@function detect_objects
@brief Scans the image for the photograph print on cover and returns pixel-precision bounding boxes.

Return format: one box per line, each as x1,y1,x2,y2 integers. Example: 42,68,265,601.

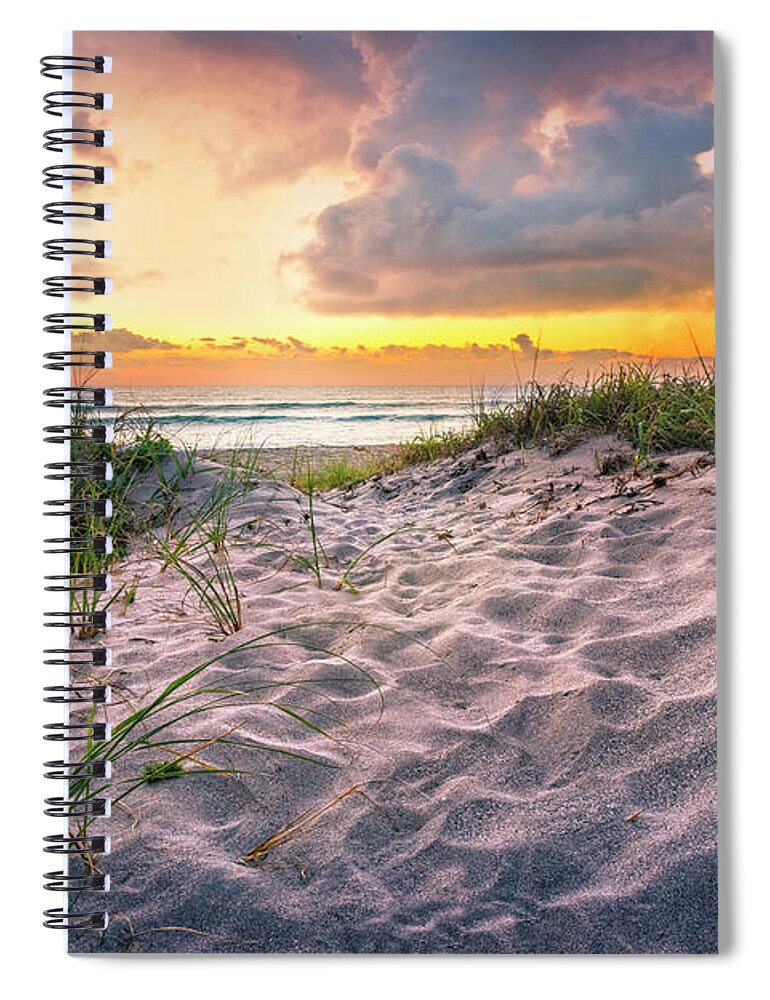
65,30,716,953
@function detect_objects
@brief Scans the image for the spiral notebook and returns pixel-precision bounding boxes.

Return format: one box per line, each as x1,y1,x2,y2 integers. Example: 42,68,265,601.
42,30,717,954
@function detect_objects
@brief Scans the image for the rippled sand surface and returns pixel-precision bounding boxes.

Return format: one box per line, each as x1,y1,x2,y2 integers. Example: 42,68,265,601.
70,437,717,953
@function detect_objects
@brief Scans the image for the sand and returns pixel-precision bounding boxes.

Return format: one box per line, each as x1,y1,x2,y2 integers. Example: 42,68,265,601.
69,436,717,953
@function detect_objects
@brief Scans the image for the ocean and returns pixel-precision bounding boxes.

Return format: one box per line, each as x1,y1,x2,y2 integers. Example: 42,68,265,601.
109,385,503,449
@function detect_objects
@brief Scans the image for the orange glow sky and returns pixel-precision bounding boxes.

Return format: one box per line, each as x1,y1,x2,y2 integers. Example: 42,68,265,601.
72,31,714,386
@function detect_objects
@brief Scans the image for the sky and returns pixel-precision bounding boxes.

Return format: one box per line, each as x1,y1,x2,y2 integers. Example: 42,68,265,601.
72,31,714,386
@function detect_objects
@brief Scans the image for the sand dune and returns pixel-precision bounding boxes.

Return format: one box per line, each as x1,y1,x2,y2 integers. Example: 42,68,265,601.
70,436,717,953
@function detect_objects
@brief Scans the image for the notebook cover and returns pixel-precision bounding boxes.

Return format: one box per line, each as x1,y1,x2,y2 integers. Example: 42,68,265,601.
62,30,716,954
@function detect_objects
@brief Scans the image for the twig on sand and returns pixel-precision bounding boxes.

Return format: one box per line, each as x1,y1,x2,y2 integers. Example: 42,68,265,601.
240,782,374,864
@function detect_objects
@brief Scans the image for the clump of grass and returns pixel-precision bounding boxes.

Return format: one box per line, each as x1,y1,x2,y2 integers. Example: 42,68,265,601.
493,364,714,457
221,443,265,489
68,404,178,566
292,466,327,588
288,432,465,495
121,581,138,611
114,413,174,473
282,365,714,499
390,363,715,470
149,452,279,633
95,410,175,551
335,527,408,594
391,426,469,466
292,458,380,493
63,402,178,637
69,418,270,637
153,505,243,635
70,582,126,639
141,759,186,784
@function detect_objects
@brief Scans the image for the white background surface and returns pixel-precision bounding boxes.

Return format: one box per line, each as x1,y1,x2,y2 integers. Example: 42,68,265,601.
0,1,766,995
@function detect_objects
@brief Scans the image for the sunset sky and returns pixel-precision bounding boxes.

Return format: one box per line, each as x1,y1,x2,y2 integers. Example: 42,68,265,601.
72,31,714,386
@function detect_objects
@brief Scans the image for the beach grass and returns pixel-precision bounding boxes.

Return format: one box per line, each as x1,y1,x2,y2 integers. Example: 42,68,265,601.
152,473,249,635
65,407,181,634
291,364,715,492
154,528,243,635
291,458,381,493
69,407,180,562
335,526,408,594
409,364,714,462
67,623,384,849
291,466,328,588
67,404,270,636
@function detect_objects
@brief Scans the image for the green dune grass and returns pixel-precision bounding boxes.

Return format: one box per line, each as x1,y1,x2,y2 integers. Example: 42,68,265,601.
297,364,715,492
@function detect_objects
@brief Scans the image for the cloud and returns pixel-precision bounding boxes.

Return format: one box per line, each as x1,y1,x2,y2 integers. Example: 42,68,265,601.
542,91,713,220
348,32,712,187
250,336,291,353
286,129,713,315
179,32,710,194
270,31,713,316
172,31,373,189
74,328,181,352
336,337,642,366
512,333,541,355
286,336,317,355
192,335,256,352
111,333,707,388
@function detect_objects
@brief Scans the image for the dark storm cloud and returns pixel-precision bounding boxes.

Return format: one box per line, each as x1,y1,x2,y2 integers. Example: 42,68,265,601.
178,31,713,317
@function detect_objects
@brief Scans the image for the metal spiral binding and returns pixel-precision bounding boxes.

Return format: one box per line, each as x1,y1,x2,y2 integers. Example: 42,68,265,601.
44,92,113,117
43,463,113,483
43,164,112,189
44,833,109,854
41,55,111,80
43,239,111,259
43,351,112,371
44,275,112,297
44,647,110,667
42,53,112,932
43,422,113,445
43,128,112,152
43,385,111,407
43,498,113,518
44,201,112,224
44,312,112,335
